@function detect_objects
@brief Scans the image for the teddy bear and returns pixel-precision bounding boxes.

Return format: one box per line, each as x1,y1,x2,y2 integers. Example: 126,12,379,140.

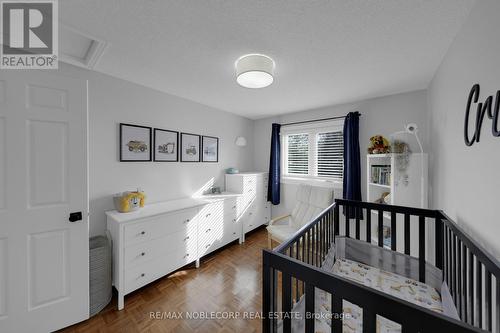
368,135,390,154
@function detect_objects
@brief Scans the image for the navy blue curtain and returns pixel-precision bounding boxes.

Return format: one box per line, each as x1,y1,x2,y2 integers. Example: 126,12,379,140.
343,112,362,218
267,123,281,205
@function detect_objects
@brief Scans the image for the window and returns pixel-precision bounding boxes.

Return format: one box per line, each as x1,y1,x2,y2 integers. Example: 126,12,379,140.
282,120,344,182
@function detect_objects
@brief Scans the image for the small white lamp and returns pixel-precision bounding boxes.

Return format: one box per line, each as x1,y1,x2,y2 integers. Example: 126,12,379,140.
235,136,247,147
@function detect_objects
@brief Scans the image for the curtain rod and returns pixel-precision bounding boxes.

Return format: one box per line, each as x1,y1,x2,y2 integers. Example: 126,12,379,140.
280,113,361,127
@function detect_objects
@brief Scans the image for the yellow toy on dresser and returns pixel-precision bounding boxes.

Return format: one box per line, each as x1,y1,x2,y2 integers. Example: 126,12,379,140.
113,189,146,213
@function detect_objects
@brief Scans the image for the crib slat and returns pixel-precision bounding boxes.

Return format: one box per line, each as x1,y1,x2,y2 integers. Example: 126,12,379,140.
355,206,360,240
485,269,492,331
282,272,292,333
447,228,453,296
366,208,371,243
315,224,319,267
496,277,499,333
363,309,376,333
477,261,482,328
334,204,339,236
435,218,443,269
419,216,425,283
462,244,467,322
469,252,475,325
332,294,342,333
319,221,323,263
453,234,457,306
404,214,411,255
346,213,350,238
457,239,462,318
305,284,315,333
295,242,299,301
378,210,383,247
326,212,330,248
391,212,397,251
444,226,448,284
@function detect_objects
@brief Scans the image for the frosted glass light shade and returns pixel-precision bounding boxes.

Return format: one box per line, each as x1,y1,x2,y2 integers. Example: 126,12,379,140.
236,54,275,88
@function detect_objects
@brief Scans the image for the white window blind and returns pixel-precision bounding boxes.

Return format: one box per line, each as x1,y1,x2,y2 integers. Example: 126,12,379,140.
317,131,343,179
286,133,309,175
282,119,344,182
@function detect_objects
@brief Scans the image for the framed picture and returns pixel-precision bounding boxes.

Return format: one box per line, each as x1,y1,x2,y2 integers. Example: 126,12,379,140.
180,132,201,162
120,123,152,162
154,129,178,162
202,136,219,162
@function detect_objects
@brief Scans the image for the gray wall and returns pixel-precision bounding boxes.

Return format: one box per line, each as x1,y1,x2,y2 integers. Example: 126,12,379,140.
57,63,254,236
428,0,500,257
253,90,429,217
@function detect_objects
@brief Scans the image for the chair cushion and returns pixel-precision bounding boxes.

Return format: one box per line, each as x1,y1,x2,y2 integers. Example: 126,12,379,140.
266,225,299,243
290,184,334,229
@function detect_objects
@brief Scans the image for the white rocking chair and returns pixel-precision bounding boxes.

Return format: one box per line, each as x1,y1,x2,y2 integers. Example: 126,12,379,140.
266,184,334,249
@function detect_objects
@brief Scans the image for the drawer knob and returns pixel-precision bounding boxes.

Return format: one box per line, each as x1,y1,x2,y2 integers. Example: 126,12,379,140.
184,236,190,241
206,213,211,217
232,205,236,209
233,232,236,235
249,224,253,227
140,231,145,235
184,254,190,258
249,212,253,215
141,252,145,256
232,219,236,222
140,273,145,277
206,228,211,233
183,219,190,224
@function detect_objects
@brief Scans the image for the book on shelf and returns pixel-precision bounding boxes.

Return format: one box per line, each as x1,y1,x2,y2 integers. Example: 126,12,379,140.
370,165,391,186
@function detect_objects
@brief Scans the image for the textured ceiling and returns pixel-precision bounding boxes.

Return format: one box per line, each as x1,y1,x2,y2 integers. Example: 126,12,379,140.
60,0,476,119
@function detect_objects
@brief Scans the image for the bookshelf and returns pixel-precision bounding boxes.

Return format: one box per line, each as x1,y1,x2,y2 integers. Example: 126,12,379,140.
366,153,428,252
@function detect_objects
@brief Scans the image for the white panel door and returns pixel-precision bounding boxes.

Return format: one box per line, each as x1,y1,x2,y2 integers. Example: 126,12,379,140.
0,71,88,333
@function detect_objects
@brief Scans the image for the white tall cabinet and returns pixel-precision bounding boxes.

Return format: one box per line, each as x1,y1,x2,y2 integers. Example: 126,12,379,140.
225,172,271,240
366,153,428,255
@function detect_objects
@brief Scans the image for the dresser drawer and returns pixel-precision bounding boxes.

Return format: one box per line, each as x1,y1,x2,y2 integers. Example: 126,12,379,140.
124,228,197,269
124,248,195,293
123,208,197,246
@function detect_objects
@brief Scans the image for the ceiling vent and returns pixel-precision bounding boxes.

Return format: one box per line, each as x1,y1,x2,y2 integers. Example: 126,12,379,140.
59,24,107,70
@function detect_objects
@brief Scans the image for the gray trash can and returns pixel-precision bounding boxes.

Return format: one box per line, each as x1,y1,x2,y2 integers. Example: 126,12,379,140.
89,234,112,317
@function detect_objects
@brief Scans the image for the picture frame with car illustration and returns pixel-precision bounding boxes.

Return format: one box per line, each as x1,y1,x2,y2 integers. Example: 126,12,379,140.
154,128,179,162
180,132,201,162
119,123,152,162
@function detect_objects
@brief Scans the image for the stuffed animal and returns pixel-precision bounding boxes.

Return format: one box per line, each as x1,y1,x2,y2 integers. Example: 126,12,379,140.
391,140,411,154
374,191,390,204
113,190,146,213
368,135,390,154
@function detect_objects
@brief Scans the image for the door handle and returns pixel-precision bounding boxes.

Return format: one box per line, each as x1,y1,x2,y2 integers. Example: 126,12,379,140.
69,212,82,222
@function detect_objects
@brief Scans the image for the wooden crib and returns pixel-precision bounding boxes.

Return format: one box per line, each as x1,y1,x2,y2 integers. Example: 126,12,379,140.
262,199,500,333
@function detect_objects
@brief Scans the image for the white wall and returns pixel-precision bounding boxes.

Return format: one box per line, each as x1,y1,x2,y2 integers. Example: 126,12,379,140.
57,63,254,237
428,0,500,257
253,90,428,217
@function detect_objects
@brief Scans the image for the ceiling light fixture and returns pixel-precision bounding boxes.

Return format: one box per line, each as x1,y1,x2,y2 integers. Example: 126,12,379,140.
235,54,275,89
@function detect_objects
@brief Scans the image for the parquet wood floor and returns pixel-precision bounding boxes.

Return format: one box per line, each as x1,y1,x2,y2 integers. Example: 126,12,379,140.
61,227,269,333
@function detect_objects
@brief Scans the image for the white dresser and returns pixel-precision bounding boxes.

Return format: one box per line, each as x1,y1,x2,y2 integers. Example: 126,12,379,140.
106,198,208,310
225,172,271,240
197,192,243,258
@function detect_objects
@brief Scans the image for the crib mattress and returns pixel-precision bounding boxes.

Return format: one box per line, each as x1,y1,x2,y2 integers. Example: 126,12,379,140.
280,258,444,333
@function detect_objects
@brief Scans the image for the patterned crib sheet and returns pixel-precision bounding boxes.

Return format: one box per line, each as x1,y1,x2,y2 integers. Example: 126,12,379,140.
332,258,443,314
281,258,443,333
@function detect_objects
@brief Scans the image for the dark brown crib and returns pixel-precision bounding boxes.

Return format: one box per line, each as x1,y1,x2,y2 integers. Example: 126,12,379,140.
262,199,500,333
